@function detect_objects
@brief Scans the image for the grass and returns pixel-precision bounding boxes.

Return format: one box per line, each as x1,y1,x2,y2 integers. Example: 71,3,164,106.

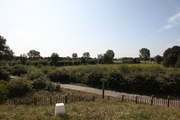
1,88,180,120
57,62,164,70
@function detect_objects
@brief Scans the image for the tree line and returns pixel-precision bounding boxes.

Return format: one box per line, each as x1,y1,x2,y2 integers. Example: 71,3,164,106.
0,34,180,68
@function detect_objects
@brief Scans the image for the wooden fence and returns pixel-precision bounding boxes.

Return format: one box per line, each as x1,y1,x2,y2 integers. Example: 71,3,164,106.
1,95,180,108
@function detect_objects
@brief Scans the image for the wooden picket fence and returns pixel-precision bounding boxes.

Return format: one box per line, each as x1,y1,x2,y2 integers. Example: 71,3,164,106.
1,94,180,108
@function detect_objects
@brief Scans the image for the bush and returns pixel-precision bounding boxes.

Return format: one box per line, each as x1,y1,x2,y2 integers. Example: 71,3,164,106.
47,69,70,82
9,78,33,97
10,64,28,76
26,68,44,80
32,76,60,91
0,80,10,99
33,76,50,90
37,59,49,66
0,67,10,80
82,69,103,86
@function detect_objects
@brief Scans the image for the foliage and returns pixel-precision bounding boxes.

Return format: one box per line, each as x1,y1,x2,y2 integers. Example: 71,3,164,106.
10,64,28,76
139,48,150,64
163,45,180,67
32,76,51,90
0,80,10,99
175,54,180,68
9,78,33,97
0,35,14,60
20,53,27,65
26,68,44,80
104,49,115,63
154,55,163,64
27,50,41,60
82,52,90,58
37,59,49,66
72,53,78,60
0,66,10,80
51,53,59,66
47,69,69,82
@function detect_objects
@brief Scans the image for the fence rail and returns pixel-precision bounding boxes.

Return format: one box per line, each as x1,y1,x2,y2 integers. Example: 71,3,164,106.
1,95,180,108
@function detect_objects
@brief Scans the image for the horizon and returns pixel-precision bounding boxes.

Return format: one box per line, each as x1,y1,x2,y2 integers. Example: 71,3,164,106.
1,0,180,58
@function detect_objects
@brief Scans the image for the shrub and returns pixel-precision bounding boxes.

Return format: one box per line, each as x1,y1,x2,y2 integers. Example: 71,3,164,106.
33,76,50,90
106,70,125,88
26,68,44,80
37,59,49,66
82,69,103,86
0,80,10,99
9,78,33,97
47,69,69,82
0,67,10,80
32,76,60,91
10,64,28,76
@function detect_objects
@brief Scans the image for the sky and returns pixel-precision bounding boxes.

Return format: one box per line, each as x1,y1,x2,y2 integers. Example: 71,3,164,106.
0,0,180,59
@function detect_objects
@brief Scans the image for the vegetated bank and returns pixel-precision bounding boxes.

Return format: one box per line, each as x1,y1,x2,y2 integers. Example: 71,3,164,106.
1,62,179,97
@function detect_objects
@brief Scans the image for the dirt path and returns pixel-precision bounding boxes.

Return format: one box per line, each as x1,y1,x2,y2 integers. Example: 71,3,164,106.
60,83,141,98
10,76,179,107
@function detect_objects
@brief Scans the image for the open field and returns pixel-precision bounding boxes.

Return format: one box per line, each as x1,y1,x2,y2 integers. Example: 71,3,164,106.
1,88,180,120
57,62,164,70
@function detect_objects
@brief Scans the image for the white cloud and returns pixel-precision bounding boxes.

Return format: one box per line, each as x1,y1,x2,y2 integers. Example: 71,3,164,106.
157,12,180,32
177,38,180,41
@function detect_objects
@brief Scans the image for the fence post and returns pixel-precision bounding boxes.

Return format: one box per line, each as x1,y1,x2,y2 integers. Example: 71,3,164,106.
151,95,154,105
93,96,95,102
108,96,110,101
167,95,170,107
136,96,138,104
122,95,124,102
50,96,52,105
65,96,67,103
34,97,37,105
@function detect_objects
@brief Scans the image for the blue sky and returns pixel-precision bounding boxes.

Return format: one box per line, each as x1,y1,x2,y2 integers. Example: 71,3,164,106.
0,0,180,58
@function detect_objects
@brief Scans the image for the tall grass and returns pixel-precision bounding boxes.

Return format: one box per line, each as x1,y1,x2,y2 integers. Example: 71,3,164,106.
1,88,180,119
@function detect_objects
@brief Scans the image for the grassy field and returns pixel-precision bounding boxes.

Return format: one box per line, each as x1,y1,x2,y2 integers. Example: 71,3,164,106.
57,62,164,70
1,88,180,120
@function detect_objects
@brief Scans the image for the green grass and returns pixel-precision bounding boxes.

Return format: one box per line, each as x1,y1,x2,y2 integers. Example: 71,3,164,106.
1,88,180,120
57,62,164,70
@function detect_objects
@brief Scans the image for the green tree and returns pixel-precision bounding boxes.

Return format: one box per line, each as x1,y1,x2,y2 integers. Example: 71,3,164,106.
0,35,14,60
163,46,180,67
27,50,41,60
72,53,78,60
139,48,150,64
83,52,90,58
104,49,115,63
154,55,163,64
20,53,27,65
51,53,59,66
175,54,180,68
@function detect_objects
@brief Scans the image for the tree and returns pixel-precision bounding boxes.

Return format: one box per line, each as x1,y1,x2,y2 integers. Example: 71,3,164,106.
154,55,163,64
163,46,180,67
51,53,59,66
72,53,78,60
20,53,27,65
83,52,90,59
0,35,14,60
104,50,115,63
27,50,41,60
139,48,150,64
175,54,180,68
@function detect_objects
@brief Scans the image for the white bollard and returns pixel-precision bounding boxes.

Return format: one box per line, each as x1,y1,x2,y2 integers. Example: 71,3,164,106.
55,103,66,115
